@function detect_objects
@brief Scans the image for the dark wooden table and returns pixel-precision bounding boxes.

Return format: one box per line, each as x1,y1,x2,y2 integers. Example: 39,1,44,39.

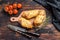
0,0,60,40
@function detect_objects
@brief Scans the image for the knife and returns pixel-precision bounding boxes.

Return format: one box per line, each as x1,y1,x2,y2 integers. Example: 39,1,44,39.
7,25,32,38
7,25,40,37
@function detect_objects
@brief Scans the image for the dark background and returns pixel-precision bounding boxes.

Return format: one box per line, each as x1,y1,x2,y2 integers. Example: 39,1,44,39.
0,0,60,40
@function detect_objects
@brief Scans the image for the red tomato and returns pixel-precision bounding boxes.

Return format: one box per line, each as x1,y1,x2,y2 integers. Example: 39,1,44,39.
13,9,18,14
8,10,13,15
9,5,13,10
4,6,9,12
13,3,17,8
17,3,22,8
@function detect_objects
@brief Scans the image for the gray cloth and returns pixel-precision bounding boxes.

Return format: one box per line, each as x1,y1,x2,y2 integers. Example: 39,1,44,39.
33,0,60,31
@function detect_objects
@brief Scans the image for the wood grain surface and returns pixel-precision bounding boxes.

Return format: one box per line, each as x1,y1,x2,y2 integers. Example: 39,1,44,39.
0,0,60,40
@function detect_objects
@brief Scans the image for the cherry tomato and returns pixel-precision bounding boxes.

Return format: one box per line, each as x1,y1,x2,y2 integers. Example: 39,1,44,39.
8,10,13,15
4,6,9,12
9,5,13,10
13,9,18,14
13,3,17,8
17,3,22,8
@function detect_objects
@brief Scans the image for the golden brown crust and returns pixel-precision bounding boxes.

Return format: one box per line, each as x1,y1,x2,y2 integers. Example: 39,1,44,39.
18,9,46,29
18,17,33,29
34,10,46,26
21,10,40,19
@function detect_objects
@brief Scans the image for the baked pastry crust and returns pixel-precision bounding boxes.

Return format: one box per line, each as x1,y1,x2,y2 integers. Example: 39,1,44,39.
34,10,46,26
21,10,40,19
18,17,33,29
18,9,46,29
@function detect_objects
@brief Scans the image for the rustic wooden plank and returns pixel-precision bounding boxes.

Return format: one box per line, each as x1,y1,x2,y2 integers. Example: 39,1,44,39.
0,0,60,40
